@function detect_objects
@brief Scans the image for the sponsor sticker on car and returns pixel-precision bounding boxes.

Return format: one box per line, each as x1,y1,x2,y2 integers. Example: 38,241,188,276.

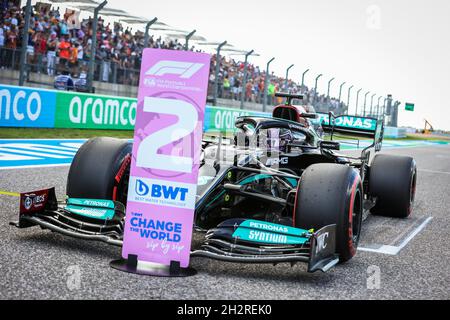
232,220,310,245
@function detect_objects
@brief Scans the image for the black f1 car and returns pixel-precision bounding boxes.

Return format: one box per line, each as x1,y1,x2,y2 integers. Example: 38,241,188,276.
11,93,417,273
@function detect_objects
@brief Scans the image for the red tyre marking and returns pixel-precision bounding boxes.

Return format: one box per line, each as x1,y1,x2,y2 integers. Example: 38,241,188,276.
112,154,131,202
112,186,118,202
115,154,131,183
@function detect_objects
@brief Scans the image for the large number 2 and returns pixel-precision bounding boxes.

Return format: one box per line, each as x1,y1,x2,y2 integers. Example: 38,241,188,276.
136,97,198,173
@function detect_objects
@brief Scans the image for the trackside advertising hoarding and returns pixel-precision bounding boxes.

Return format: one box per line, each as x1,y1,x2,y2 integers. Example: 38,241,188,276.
0,84,269,132
0,84,56,128
54,91,137,130
204,106,268,133
121,49,211,268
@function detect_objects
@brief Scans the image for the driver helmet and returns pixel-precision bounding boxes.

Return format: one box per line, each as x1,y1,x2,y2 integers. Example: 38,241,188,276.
266,128,294,153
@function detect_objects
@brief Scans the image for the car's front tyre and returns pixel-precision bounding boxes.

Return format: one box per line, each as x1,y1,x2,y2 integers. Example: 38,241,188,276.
67,137,132,206
294,164,363,263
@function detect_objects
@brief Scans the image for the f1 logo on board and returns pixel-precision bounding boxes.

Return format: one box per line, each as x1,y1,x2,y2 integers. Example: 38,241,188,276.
129,177,196,210
145,61,205,79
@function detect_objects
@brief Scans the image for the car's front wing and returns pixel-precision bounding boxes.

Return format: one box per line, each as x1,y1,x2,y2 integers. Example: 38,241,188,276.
10,188,339,273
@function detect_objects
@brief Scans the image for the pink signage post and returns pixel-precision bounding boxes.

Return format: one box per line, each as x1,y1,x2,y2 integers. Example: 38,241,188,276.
111,49,211,277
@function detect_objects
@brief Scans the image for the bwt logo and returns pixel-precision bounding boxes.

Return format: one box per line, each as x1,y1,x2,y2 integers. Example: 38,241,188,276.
145,60,204,79
135,179,189,201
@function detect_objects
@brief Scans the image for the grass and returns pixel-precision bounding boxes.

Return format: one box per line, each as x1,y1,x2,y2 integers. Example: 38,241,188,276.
328,133,449,142
399,134,450,142
0,128,134,139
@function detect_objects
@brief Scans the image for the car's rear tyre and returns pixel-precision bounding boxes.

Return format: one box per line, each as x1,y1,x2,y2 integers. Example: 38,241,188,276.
294,164,363,263
369,154,417,218
67,137,132,205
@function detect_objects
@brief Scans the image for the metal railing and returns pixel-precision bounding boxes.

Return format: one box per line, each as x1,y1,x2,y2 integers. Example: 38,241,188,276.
1,0,398,122
1,46,348,115
0,47,140,88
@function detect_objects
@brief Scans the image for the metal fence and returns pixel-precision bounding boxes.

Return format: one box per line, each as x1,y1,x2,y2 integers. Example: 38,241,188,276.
0,47,140,88
0,0,397,121
0,46,348,114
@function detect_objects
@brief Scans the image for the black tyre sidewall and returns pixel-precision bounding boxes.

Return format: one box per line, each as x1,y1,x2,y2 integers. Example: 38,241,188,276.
370,154,417,218
67,137,132,202
294,164,363,262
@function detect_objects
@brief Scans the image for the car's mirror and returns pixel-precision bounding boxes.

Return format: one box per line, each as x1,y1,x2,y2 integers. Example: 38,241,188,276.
302,113,318,119
319,141,341,151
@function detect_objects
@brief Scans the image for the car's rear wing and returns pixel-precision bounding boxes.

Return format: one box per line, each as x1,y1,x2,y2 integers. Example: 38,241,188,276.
314,112,384,144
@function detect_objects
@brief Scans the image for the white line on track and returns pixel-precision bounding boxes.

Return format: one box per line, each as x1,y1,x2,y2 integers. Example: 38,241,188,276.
0,163,71,170
358,217,433,255
0,139,87,141
0,147,71,159
420,169,450,175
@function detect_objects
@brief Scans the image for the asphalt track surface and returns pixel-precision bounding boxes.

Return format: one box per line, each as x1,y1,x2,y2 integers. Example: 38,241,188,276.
0,145,449,300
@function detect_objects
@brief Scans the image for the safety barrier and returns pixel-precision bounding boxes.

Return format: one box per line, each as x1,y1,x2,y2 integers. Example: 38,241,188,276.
384,127,407,139
0,84,269,132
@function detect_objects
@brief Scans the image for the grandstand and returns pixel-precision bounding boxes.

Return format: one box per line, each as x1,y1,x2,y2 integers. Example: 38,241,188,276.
0,0,347,114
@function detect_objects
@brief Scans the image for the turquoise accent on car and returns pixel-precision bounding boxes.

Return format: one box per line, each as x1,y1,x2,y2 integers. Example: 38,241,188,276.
65,205,116,220
314,113,378,132
205,173,297,209
286,178,298,187
65,199,116,220
239,174,298,188
239,220,309,237
67,198,116,210
232,220,310,245
232,228,308,245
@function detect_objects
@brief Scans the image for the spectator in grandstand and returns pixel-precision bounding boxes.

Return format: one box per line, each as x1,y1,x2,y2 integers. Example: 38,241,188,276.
223,76,231,99
232,76,241,101
46,32,58,75
57,36,71,74
0,0,343,112
1,0,8,14
4,23,18,68
10,11,18,27
97,44,110,82
69,40,78,76
245,79,253,102
268,81,276,105
33,31,47,73
76,41,85,71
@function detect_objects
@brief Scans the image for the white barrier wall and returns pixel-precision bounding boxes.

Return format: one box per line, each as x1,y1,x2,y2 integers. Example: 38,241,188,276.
384,127,407,139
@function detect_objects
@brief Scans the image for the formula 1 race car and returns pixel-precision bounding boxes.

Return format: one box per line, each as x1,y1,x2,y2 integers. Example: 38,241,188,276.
11,93,417,273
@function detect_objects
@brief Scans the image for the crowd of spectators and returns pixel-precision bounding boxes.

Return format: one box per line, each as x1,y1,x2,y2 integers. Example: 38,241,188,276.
210,53,345,113
0,1,193,85
0,0,346,113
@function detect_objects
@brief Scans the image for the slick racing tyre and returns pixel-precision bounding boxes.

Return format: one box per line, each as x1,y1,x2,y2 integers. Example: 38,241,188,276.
369,154,417,218
67,137,132,205
294,164,363,263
